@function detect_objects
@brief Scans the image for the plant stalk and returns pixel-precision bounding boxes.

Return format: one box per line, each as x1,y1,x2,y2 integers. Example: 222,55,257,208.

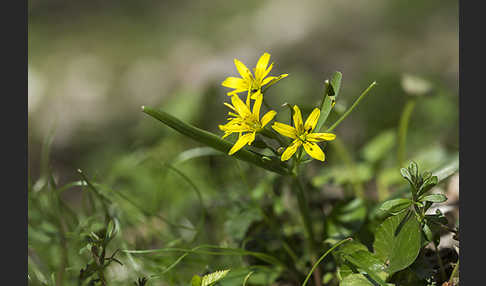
293,174,321,286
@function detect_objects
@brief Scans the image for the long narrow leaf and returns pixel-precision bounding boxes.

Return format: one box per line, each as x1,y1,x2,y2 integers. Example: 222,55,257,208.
316,71,342,132
142,106,289,175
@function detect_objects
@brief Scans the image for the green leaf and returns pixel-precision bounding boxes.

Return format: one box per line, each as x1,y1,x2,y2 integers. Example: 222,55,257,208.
142,106,289,175
373,212,421,275
340,274,394,286
191,275,202,286
343,250,389,283
408,161,419,182
418,194,447,203
333,241,370,280
340,274,375,286
242,271,254,286
337,262,356,281
378,198,412,215
201,269,230,286
416,176,438,197
400,168,413,186
334,240,370,257
316,71,342,132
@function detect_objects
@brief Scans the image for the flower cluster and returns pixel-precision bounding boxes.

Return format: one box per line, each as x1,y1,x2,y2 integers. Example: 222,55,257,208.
220,52,336,162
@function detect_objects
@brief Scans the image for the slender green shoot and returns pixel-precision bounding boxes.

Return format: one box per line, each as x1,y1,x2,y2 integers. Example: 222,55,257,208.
302,238,352,286
326,81,377,132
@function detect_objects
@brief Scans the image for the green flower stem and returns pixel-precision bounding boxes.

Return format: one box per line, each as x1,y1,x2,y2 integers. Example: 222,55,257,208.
397,98,417,167
142,106,289,176
292,171,320,286
326,81,377,132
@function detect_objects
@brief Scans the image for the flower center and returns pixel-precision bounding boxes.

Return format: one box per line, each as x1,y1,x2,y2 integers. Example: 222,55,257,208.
244,115,262,131
297,128,312,142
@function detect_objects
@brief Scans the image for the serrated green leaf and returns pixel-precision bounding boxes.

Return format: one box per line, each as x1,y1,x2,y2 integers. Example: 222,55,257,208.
378,199,412,215
201,269,230,286
373,212,421,275
418,194,447,203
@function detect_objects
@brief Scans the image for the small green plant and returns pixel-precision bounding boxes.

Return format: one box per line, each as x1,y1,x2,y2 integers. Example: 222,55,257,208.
78,219,122,285
333,161,457,285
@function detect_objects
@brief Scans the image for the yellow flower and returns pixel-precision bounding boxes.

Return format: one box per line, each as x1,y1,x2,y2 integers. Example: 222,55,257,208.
221,52,288,99
272,105,336,162
219,93,277,155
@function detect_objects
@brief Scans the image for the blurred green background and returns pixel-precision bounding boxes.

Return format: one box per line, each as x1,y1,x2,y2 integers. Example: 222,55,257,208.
28,0,458,284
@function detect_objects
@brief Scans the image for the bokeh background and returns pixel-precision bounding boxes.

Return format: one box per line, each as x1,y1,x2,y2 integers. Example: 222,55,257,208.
28,0,458,284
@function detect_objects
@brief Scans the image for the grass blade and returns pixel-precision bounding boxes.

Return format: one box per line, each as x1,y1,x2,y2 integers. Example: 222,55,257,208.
302,238,352,286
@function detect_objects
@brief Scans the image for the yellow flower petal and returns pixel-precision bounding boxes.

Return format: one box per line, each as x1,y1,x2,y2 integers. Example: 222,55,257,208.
227,89,247,96
250,89,262,100
261,110,277,127
306,133,336,142
263,73,288,88
261,62,274,81
223,102,236,111
303,141,325,161
228,132,255,155
281,139,302,161
222,77,248,89
272,122,297,139
261,76,276,86
252,92,263,117
292,105,304,134
304,108,320,131
231,95,251,117
221,131,232,139
234,59,252,80
255,53,271,80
